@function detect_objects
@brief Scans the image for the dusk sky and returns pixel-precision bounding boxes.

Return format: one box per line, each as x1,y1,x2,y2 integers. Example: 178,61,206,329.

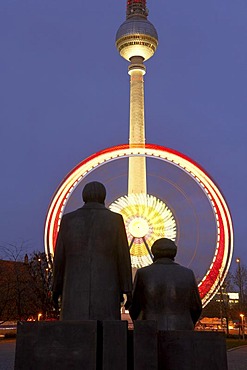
0,0,246,271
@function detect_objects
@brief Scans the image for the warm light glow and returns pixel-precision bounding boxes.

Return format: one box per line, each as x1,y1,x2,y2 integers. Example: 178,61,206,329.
228,292,239,300
109,193,176,267
128,67,146,76
236,258,240,263
44,144,233,307
116,34,158,61
129,218,149,238
240,314,244,318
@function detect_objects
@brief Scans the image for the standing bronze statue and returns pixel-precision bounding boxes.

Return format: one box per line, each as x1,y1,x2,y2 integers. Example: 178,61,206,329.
129,238,202,330
52,181,132,320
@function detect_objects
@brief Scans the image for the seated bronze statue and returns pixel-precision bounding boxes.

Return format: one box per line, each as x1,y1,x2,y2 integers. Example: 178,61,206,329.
129,238,202,330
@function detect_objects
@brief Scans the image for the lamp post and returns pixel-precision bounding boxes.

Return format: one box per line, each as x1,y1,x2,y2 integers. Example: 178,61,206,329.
240,314,245,340
236,258,243,312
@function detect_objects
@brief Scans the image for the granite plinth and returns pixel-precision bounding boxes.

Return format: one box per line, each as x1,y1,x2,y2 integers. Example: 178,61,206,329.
14,321,98,370
158,330,227,370
102,320,128,370
14,321,228,370
133,321,158,370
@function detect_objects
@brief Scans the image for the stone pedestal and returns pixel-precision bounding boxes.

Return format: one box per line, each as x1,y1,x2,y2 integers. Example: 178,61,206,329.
15,321,227,370
133,321,158,370
15,321,98,370
158,331,227,370
102,321,128,370
15,321,129,370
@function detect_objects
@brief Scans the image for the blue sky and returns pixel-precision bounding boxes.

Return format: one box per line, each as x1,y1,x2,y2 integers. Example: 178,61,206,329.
0,0,246,270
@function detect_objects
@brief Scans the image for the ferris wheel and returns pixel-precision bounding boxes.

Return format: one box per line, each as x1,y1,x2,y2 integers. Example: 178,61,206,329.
45,0,233,309
44,144,233,307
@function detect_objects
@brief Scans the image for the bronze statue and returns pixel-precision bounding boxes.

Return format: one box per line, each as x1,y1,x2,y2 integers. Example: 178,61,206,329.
129,238,202,330
52,181,132,320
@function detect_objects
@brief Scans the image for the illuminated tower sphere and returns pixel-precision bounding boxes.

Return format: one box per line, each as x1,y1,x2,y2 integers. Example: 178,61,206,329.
116,0,158,62
116,0,158,194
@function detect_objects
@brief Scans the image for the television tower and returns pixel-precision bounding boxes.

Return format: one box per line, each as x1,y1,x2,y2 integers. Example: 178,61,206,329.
111,0,176,267
116,0,158,195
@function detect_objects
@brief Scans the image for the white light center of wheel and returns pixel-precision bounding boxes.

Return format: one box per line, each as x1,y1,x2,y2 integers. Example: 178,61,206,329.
129,217,149,238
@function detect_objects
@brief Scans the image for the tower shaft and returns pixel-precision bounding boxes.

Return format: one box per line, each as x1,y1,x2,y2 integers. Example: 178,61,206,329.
128,58,147,195
116,0,158,196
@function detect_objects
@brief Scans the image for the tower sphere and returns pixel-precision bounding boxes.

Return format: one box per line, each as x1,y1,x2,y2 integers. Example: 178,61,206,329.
116,17,158,61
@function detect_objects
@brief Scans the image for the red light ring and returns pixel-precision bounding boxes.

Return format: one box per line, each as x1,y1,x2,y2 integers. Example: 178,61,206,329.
44,144,233,306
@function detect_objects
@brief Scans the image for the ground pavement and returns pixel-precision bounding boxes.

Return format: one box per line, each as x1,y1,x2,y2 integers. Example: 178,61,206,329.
227,345,247,370
0,339,247,369
0,339,15,370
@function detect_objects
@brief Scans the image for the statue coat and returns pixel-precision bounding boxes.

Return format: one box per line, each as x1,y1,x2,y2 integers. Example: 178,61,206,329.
129,258,202,330
52,202,132,320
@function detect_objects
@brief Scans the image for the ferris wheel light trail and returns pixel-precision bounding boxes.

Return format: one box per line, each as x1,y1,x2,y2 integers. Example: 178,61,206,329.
44,143,234,307
109,192,176,268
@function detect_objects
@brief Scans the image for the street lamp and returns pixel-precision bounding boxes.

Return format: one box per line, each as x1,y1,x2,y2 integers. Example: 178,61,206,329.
236,258,243,312
240,314,245,340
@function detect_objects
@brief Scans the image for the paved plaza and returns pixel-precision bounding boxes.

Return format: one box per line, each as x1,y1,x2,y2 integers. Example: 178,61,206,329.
0,339,247,370
227,346,247,370
0,340,15,370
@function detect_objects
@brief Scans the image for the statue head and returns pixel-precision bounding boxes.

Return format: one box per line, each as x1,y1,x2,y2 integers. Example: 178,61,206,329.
151,238,177,261
82,181,106,205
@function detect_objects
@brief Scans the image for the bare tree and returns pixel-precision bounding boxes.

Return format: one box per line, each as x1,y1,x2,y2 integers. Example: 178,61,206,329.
0,243,54,322
28,252,54,319
233,259,247,314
